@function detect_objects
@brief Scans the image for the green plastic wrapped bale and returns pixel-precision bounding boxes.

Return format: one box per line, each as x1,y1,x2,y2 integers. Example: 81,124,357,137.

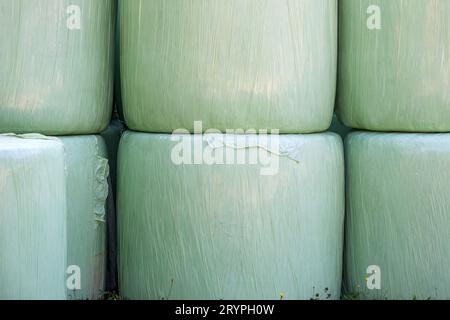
0,135,109,300
337,0,450,132
120,0,337,133
118,131,345,300
0,0,115,135
346,132,450,300
0,136,67,300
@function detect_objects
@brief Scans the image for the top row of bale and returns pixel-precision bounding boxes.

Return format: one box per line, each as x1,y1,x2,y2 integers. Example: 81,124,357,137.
0,0,448,135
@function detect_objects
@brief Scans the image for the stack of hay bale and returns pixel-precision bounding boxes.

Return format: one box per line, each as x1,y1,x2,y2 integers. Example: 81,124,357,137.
7,0,448,301
117,0,345,300
0,0,115,300
339,0,450,300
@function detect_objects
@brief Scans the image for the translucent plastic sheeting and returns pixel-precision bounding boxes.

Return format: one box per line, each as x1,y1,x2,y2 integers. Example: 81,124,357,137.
337,0,450,132
120,0,337,133
0,0,115,135
0,135,109,300
345,132,450,300
118,131,345,300
0,137,67,300
59,135,109,300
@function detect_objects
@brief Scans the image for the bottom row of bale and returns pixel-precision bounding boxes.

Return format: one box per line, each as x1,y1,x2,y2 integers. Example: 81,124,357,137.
1,127,450,300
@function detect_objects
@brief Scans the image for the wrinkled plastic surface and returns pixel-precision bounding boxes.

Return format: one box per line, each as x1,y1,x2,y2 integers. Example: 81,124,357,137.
60,135,109,300
345,132,450,300
0,136,67,300
120,0,337,133
0,0,115,135
337,0,450,132
118,131,345,300
0,135,109,300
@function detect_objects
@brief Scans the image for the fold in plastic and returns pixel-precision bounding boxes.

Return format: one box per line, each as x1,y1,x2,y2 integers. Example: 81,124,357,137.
118,131,345,300
338,0,450,132
0,0,115,135
345,132,450,300
0,135,109,300
120,0,337,133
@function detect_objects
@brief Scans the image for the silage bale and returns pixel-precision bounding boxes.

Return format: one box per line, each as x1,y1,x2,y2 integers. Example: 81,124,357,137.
0,136,67,300
0,134,109,300
338,0,450,132
118,131,344,300
0,0,115,135
120,0,337,133
345,132,450,300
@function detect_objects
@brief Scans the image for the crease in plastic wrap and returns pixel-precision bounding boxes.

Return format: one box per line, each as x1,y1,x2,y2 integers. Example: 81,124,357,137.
117,131,345,300
120,0,337,133
0,0,115,135
345,132,450,300
0,134,109,300
337,0,450,132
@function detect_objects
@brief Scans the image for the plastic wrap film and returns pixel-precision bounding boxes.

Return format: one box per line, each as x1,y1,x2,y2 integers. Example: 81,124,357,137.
120,0,337,133
337,0,450,132
59,135,109,300
118,131,345,300
0,0,115,135
345,132,450,300
0,136,67,300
